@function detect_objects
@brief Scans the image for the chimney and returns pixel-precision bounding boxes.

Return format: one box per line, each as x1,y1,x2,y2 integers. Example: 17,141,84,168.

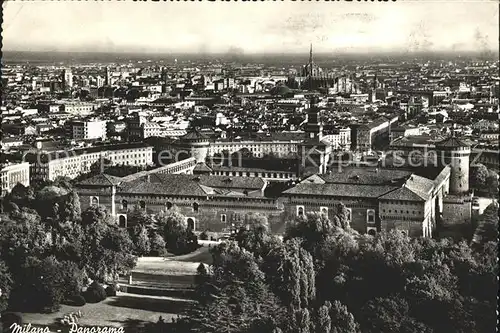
146,174,151,183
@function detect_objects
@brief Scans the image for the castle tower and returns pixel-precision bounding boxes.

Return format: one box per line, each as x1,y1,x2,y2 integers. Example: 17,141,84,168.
436,133,471,195
181,128,210,163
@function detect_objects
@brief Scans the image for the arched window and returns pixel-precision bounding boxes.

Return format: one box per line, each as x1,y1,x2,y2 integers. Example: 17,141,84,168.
122,199,128,210
139,200,146,209
368,229,376,236
118,215,127,228
187,218,195,230
367,209,375,223
193,202,199,213
166,202,173,210
91,196,99,207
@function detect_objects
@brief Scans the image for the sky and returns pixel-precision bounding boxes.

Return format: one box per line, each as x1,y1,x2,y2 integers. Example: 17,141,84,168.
2,0,499,54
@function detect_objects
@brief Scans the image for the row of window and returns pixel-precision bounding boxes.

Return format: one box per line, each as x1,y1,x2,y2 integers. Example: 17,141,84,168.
121,199,200,212
296,205,353,221
382,209,420,215
117,214,196,230
213,171,294,178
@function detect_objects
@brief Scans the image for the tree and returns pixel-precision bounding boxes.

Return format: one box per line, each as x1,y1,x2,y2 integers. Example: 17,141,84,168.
127,205,155,229
189,242,289,333
34,185,70,220
3,183,34,211
9,256,66,313
134,225,151,256
0,209,51,267
316,302,332,333
329,301,360,333
84,225,136,282
59,260,87,299
150,232,166,256
294,308,311,333
79,207,136,282
0,259,13,312
60,191,82,223
485,170,499,197
472,202,499,245
469,164,488,189
235,213,276,258
261,238,315,310
194,263,212,304
81,205,113,227
359,295,409,333
157,210,198,255
284,212,339,261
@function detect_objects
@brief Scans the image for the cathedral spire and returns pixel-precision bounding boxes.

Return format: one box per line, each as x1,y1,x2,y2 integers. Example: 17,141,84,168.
309,43,313,65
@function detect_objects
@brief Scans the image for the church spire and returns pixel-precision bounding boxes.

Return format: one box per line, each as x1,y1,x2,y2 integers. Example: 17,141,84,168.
309,43,313,65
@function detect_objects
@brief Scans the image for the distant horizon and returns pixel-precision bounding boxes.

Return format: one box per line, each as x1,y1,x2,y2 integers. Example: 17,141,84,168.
3,49,499,56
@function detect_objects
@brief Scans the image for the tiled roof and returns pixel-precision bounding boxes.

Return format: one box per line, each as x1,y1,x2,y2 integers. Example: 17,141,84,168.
78,173,123,186
193,162,213,173
379,186,426,202
119,174,207,196
181,129,209,141
301,174,325,184
404,175,434,200
318,167,412,185
283,183,397,199
118,173,264,196
437,136,470,148
196,174,264,190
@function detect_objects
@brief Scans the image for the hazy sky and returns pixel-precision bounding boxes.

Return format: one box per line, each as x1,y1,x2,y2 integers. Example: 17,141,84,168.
3,0,499,54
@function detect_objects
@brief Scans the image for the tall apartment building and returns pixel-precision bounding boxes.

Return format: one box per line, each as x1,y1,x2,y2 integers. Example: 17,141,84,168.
26,143,154,182
1,162,30,195
65,120,108,140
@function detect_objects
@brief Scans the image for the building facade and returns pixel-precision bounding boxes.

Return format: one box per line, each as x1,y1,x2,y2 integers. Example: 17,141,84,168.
281,167,450,238
1,162,30,196
66,120,108,140
26,143,154,182
76,172,284,233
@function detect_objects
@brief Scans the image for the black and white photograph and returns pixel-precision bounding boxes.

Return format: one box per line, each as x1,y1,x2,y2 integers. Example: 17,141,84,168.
1,1,499,332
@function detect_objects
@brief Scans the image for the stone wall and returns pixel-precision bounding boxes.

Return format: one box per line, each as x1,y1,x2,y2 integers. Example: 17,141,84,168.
442,195,472,226
280,195,379,234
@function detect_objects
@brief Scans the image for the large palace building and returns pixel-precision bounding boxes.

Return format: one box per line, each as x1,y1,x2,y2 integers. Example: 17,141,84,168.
75,131,472,238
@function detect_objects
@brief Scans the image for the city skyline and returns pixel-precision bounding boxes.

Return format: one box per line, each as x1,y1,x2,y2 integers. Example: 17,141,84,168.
3,1,499,55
